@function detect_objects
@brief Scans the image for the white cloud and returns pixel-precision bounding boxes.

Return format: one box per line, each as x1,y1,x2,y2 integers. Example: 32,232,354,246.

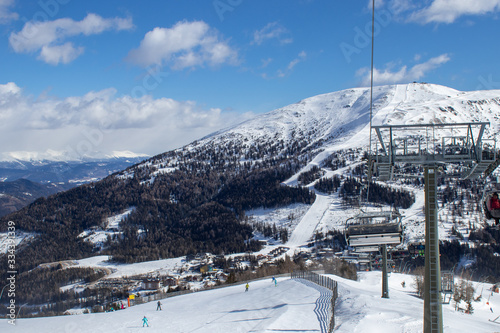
367,0,386,10
263,51,307,79
38,42,84,65
252,22,293,45
0,0,17,24
0,82,252,158
283,51,307,75
127,21,238,70
388,0,418,15
268,51,307,79
9,13,133,65
382,0,500,24
357,54,451,86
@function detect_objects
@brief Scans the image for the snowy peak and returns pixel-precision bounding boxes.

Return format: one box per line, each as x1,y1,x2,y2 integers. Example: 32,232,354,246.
196,83,500,157
218,87,371,145
0,149,149,163
371,84,500,131
128,82,500,183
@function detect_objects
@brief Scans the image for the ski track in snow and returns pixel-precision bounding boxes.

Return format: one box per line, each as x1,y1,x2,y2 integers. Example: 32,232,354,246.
286,194,331,247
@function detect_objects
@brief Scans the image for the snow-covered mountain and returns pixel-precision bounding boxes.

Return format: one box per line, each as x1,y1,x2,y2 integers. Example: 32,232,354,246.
0,155,149,184
129,82,500,246
194,83,500,159
0,150,149,163
133,83,500,187
3,82,500,323
0,153,149,217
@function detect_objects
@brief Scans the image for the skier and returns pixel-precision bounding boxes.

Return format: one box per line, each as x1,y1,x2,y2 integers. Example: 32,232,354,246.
142,316,149,327
272,276,277,287
245,283,249,292
156,300,162,311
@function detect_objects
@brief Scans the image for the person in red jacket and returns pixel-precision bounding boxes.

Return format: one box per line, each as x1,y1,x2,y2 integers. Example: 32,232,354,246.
490,193,500,225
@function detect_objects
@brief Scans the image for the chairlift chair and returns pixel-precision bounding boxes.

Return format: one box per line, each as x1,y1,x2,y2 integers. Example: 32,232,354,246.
345,210,403,248
481,181,500,225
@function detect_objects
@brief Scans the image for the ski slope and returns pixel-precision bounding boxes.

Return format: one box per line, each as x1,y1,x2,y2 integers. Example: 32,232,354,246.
3,272,500,332
3,277,326,333
286,193,331,247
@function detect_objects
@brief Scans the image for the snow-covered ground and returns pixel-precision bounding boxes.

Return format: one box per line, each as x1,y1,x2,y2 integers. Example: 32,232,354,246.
77,208,135,247
334,272,499,333
73,255,185,280
3,271,500,332
0,231,36,254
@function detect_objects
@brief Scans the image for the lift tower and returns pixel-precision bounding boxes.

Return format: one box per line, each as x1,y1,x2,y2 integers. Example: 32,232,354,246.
372,122,496,333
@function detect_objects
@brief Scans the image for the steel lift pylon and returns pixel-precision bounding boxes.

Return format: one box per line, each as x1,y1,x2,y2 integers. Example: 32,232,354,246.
371,122,496,333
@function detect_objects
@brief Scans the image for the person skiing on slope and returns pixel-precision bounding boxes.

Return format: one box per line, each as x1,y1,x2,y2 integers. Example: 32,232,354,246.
157,300,162,311
245,283,249,292
142,316,149,327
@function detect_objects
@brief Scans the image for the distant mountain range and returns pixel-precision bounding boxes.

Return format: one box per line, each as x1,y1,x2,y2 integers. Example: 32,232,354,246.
0,156,148,183
0,156,148,216
2,82,500,275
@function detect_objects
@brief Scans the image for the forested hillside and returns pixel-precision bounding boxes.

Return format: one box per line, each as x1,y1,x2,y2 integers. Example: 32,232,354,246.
1,134,319,273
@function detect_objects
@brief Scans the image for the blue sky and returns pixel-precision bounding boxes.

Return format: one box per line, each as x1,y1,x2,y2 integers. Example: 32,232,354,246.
0,0,500,160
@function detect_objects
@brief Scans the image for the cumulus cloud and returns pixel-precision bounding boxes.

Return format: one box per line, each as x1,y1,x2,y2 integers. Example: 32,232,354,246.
9,13,133,65
252,22,293,45
356,54,451,86
38,42,84,65
0,82,253,159
126,20,238,70
0,0,17,23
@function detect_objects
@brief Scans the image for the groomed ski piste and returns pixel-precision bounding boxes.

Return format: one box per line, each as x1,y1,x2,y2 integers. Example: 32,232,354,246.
4,271,500,332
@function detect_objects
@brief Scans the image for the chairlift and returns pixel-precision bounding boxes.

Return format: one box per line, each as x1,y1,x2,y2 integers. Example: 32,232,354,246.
345,210,403,248
344,209,403,299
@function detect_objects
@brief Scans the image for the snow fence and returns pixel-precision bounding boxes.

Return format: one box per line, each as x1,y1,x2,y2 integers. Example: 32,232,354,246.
291,271,338,333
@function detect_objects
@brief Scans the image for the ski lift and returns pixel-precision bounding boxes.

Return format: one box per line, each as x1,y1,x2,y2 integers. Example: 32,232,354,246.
345,210,403,248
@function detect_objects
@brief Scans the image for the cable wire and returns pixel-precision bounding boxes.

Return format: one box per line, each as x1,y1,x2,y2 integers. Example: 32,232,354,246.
367,0,375,202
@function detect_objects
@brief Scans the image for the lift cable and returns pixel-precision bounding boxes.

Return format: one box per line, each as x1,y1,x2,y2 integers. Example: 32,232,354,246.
366,0,376,203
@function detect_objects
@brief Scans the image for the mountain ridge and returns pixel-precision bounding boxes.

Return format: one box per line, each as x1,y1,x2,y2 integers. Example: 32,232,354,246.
0,150,149,163
136,83,500,182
